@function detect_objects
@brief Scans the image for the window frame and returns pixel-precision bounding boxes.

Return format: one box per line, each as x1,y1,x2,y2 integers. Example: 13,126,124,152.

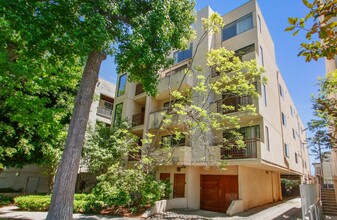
285,144,289,158
117,74,127,97
222,13,253,41
265,126,270,151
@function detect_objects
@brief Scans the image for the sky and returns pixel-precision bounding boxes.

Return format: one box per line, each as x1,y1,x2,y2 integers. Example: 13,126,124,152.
98,0,326,166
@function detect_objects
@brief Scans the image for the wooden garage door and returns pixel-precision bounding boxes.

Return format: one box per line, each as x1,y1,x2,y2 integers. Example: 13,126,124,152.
200,175,238,213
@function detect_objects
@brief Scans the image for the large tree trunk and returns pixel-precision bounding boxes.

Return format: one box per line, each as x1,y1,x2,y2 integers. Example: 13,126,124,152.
46,51,106,220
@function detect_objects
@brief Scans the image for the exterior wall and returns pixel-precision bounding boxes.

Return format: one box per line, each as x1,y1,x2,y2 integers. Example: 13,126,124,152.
88,78,115,125
0,165,50,193
114,0,311,213
239,166,281,210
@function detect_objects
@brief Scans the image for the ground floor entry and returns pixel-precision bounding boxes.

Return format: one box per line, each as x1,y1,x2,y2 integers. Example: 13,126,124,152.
200,175,238,213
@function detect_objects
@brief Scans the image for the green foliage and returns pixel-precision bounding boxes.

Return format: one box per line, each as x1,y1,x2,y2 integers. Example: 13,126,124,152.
15,195,51,211
83,121,140,175
0,9,82,168
0,194,13,206
93,163,166,208
281,178,300,192
285,0,337,61
14,194,104,213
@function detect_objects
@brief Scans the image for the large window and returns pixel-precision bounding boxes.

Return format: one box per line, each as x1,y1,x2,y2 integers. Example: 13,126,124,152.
117,74,127,96
222,13,253,41
114,103,123,125
224,125,260,140
173,44,192,64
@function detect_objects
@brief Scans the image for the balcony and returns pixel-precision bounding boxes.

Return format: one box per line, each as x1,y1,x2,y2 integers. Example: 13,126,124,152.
221,138,260,159
157,65,193,99
132,112,145,127
128,149,141,161
216,95,253,114
96,106,112,118
148,110,184,130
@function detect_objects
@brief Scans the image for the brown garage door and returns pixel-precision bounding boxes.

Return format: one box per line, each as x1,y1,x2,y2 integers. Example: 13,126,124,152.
201,175,238,213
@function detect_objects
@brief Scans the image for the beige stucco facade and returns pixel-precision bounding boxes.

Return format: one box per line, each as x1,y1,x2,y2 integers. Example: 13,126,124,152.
113,0,310,213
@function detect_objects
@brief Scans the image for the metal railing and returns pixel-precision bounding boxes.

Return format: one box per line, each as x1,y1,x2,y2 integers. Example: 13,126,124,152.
216,95,253,114
135,84,144,96
132,112,145,127
221,138,259,159
96,106,112,118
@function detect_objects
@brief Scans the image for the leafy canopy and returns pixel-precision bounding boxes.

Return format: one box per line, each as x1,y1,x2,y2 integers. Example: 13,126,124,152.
286,0,337,61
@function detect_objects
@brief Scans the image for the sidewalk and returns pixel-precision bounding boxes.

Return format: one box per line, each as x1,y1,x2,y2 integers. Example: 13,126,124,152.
0,206,138,220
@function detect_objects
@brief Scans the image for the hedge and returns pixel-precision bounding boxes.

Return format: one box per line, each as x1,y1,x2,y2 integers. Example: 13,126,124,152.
14,194,104,213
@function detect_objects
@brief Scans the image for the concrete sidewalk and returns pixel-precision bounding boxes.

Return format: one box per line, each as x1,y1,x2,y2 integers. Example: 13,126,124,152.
0,206,138,220
146,198,303,219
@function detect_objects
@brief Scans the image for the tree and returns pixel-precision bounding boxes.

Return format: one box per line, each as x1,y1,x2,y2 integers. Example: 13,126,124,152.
82,121,139,175
0,16,82,168
313,72,337,145
1,1,195,218
285,0,337,61
307,119,331,184
139,13,265,173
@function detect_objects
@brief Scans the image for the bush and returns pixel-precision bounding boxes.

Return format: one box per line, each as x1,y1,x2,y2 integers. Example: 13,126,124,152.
14,194,104,213
15,195,50,211
93,164,166,208
0,194,13,206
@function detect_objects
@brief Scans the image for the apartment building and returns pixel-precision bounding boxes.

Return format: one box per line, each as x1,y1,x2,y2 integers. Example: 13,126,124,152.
0,78,115,194
113,0,310,214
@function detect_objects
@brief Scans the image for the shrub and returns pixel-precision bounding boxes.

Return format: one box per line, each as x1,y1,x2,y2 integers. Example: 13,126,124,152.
93,164,166,208
0,194,13,206
14,194,104,213
15,195,51,211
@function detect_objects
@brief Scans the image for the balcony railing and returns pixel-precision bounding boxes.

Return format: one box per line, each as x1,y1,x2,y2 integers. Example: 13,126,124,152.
216,95,253,114
128,149,141,161
97,106,112,118
135,84,144,96
132,112,145,127
221,138,260,159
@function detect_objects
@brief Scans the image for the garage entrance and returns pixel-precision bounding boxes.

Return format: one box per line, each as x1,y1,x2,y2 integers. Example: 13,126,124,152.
200,175,238,213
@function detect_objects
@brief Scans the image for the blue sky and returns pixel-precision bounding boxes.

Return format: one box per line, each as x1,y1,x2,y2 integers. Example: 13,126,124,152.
99,0,326,165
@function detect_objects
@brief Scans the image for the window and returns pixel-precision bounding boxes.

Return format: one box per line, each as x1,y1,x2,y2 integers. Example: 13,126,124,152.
259,46,264,66
114,103,123,125
224,125,260,140
103,101,113,109
222,13,253,41
161,134,186,147
279,84,284,98
263,84,267,107
290,106,294,116
285,144,289,158
295,153,298,164
174,44,192,64
117,74,127,96
292,128,296,139
258,15,262,33
282,113,286,127
235,44,255,60
265,126,270,151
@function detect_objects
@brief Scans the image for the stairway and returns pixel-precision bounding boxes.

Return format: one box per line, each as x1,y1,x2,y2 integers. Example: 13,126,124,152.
321,188,337,216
